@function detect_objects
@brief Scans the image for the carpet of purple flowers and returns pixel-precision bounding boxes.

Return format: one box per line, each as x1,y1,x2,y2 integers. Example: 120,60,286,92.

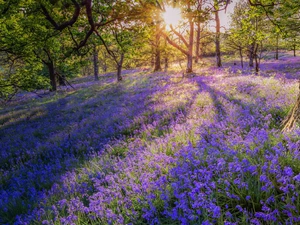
0,55,300,225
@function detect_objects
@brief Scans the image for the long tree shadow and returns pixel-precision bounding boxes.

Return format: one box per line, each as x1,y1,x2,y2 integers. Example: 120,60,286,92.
0,71,202,224
1,70,284,224
192,75,263,132
194,77,227,122
152,77,276,224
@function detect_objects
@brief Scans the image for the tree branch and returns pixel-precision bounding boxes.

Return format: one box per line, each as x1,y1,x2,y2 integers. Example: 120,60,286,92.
40,0,81,31
161,31,188,56
170,25,189,48
94,30,118,64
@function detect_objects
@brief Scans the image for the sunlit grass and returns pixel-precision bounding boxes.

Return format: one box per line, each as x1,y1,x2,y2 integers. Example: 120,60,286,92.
1,58,300,224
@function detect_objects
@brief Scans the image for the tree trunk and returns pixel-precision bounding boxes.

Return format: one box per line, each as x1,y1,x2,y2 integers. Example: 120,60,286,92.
154,24,162,72
275,34,279,60
254,43,259,74
186,20,194,74
58,73,66,86
117,53,124,81
186,54,193,73
164,57,168,72
293,44,296,57
47,61,56,91
161,5,193,74
249,43,255,67
255,55,259,74
93,44,99,81
151,52,155,68
103,64,107,73
282,83,300,132
239,47,243,68
215,10,222,67
195,21,201,63
154,49,162,71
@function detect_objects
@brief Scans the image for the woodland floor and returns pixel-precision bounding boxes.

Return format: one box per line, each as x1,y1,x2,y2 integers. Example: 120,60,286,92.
0,52,300,225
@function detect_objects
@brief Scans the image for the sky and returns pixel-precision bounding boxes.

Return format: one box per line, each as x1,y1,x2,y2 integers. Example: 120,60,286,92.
215,0,237,31
162,0,238,31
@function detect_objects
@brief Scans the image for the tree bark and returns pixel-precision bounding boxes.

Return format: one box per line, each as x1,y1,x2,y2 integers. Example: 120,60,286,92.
293,43,296,57
161,9,194,74
47,61,57,91
282,83,300,132
154,48,162,71
93,44,99,81
239,47,243,68
101,51,108,72
215,10,222,67
164,57,168,72
254,43,259,74
249,43,255,67
186,19,194,73
275,34,279,60
102,63,107,73
195,21,201,63
117,53,124,81
58,73,66,86
187,54,193,73
154,24,162,72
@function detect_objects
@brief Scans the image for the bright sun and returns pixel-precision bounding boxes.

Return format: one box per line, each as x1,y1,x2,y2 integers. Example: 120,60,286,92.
162,6,182,27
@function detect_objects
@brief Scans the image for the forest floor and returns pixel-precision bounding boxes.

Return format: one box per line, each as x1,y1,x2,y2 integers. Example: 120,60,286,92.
0,53,300,224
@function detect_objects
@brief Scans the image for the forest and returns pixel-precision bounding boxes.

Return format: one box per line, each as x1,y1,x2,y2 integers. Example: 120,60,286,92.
0,0,300,224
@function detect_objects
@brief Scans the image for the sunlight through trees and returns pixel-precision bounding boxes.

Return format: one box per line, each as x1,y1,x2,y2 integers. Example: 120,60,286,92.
0,0,300,224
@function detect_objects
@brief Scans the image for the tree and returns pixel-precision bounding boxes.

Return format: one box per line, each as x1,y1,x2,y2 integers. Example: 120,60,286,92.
93,43,100,81
284,30,300,57
194,0,211,63
96,20,146,81
159,0,197,74
229,0,270,73
225,1,249,68
225,31,247,68
0,0,127,93
213,0,227,68
247,0,300,131
0,1,87,92
153,23,163,71
160,0,230,73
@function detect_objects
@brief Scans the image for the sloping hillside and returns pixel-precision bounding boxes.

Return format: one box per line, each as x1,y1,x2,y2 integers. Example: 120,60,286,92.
1,58,300,224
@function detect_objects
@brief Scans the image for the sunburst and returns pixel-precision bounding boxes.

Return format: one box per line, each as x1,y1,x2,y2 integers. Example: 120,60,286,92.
162,6,182,27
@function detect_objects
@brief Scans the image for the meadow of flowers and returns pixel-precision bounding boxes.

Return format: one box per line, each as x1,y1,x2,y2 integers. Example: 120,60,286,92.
0,56,300,225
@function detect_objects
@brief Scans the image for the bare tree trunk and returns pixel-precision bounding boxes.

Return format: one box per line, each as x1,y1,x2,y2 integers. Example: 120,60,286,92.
293,44,296,57
249,43,255,67
254,43,259,74
117,53,124,81
164,57,168,72
154,24,162,72
187,54,193,73
47,61,56,91
161,4,194,75
275,34,279,60
150,45,155,68
186,20,194,73
255,55,259,73
93,44,99,81
282,83,300,132
103,64,107,73
195,21,201,63
154,49,162,71
58,73,66,86
100,51,108,72
215,10,222,67
239,47,243,68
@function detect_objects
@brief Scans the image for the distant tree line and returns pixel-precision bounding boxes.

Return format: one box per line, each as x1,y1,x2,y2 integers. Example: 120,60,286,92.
0,0,299,105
